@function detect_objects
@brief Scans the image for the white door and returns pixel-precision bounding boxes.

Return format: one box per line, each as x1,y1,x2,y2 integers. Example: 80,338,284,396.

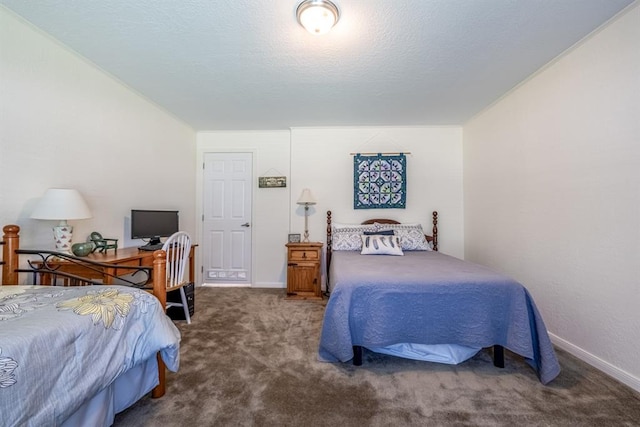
202,152,252,285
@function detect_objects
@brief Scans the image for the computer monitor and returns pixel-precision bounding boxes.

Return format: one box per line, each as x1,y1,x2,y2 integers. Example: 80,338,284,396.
131,209,179,246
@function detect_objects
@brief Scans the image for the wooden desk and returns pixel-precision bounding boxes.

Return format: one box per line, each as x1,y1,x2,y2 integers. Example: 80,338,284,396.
37,246,196,285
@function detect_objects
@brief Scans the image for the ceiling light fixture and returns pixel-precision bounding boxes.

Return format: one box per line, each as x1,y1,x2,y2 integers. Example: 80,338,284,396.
296,0,340,35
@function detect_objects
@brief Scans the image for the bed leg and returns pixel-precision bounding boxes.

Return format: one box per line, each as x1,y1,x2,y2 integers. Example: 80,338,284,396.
493,345,505,368
151,353,166,398
353,346,363,366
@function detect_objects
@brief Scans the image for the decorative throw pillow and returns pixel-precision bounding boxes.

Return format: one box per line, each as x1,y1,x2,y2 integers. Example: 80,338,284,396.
331,223,376,251
363,229,394,236
374,223,432,251
360,234,404,256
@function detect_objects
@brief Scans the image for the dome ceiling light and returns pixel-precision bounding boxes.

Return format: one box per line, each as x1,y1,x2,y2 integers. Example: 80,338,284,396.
296,0,340,35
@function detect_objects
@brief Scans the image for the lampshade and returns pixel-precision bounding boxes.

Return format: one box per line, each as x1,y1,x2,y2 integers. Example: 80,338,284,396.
296,0,340,35
31,188,92,221
297,188,317,205
31,189,92,254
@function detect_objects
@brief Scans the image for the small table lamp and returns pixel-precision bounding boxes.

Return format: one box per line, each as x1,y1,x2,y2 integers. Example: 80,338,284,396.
297,188,317,243
31,188,92,254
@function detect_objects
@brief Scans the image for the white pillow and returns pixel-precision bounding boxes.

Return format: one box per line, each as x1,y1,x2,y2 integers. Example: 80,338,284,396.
360,234,404,256
374,223,432,251
331,223,376,251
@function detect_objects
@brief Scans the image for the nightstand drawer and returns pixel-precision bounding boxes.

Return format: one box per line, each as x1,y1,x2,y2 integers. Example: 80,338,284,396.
289,249,320,261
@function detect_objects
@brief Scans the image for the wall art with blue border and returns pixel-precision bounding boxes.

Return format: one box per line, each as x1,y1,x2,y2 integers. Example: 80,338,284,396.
354,153,406,209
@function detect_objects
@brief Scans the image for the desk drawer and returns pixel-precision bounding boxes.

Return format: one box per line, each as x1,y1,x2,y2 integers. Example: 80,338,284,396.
114,259,143,268
107,259,143,276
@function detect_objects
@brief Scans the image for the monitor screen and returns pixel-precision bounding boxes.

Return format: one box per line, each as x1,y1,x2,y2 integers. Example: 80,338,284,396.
131,209,179,243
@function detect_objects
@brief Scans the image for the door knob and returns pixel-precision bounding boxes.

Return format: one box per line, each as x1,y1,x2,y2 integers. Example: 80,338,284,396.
241,222,250,227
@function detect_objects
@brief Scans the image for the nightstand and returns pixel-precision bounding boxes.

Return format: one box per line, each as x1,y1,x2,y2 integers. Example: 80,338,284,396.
285,242,323,300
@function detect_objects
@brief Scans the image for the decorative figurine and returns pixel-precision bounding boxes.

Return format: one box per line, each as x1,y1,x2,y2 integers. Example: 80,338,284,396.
71,242,94,257
90,232,118,253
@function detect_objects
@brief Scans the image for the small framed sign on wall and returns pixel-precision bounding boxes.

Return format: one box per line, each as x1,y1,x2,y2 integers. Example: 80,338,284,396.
258,176,286,188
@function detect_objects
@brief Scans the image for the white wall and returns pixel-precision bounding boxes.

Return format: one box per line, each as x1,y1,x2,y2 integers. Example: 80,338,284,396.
196,131,292,287
197,127,463,289
0,7,196,272
463,4,640,390
291,127,464,259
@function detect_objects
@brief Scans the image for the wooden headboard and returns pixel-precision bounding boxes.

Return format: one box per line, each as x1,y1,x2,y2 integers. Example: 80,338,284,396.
325,211,439,290
1,225,19,285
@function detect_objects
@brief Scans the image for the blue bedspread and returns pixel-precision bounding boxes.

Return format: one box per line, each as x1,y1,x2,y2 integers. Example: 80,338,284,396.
318,251,560,385
0,285,180,426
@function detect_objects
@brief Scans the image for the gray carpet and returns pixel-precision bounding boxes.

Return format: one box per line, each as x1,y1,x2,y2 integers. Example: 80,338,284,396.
115,287,640,426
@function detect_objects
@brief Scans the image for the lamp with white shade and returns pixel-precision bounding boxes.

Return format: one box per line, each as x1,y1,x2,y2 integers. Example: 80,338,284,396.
31,188,92,254
297,188,317,243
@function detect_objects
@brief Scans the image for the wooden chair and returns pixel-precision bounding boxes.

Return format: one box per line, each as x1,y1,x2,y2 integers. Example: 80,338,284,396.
162,231,192,324
90,231,118,253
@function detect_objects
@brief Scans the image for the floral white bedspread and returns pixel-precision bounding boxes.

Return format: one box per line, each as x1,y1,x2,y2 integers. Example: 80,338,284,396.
0,285,180,426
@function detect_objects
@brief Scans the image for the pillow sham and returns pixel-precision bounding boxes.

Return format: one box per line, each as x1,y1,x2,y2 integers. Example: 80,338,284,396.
360,234,404,256
374,223,432,251
331,223,376,251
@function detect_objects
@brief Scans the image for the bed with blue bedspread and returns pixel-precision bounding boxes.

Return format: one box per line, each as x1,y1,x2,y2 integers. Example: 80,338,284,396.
318,213,560,385
0,285,180,426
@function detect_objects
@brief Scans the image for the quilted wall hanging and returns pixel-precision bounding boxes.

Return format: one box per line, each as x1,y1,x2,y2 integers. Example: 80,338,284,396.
354,153,406,209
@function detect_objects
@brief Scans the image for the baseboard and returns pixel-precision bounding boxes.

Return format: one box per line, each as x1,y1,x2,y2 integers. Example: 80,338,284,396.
549,332,640,393
252,282,285,289
199,282,284,288
200,283,251,288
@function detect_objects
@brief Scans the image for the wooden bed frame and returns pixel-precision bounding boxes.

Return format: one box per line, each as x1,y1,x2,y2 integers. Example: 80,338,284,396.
324,212,505,369
1,224,170,398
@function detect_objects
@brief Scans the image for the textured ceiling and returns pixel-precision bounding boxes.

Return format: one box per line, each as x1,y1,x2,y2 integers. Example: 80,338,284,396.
1,0,635,130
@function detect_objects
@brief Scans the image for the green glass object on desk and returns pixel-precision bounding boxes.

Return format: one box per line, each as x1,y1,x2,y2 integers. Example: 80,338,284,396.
90,231,118,253
71,242,94,257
